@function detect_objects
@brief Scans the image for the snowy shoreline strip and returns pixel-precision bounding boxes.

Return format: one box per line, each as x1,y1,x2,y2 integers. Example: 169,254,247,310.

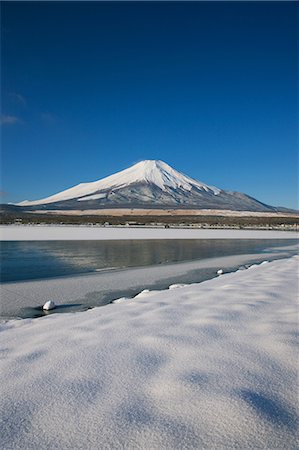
0,224,298,240
1,250,296,320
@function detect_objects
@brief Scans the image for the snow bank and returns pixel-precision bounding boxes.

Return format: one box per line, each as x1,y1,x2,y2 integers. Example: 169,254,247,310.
1,224,298,240
1,256,298,449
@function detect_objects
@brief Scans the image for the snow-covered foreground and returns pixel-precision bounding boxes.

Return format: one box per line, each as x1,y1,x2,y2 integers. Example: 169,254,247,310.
1,224,298,240
1,257,298,449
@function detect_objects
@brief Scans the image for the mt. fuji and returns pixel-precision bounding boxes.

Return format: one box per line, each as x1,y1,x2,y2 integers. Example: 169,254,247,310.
18,160,276,212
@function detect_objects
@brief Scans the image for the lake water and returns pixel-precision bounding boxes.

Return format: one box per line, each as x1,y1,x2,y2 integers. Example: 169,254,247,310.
1,239,298,319
1,239,298,283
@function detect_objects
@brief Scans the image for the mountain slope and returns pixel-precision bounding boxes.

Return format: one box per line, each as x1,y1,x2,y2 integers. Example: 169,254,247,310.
18,160,221,206
17,160,277,212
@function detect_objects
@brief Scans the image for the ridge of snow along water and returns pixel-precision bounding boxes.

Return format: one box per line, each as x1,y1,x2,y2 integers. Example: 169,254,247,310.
1,225,298,241
1,255,298,449
17,160,221,206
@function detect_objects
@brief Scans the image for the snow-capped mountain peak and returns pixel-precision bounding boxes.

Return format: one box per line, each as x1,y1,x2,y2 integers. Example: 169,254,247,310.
18,160,221,206
99,159,221,194
16,159,275,212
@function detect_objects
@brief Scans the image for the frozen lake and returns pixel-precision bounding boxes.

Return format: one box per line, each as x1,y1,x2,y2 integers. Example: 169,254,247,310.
1,238,298,283
1,239,298,319
0,224,298,240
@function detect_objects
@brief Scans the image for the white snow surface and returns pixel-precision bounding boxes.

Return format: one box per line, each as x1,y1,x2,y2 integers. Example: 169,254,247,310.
42,300,56,311
1,256,298,449
77,193,107,201
17,160,221,206
1,225,298,240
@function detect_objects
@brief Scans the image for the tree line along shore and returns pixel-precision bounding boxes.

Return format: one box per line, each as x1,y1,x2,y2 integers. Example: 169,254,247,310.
1,209,298,231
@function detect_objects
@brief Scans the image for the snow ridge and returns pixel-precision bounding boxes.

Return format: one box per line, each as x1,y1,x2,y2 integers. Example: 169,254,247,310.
18,160,221,206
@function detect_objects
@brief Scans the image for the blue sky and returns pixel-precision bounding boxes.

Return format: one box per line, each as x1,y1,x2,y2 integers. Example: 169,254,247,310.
1,1,298,208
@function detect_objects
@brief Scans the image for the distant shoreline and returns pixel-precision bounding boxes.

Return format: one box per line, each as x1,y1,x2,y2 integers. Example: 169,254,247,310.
2,206,298,232
18,208,299,217
1,225,298,240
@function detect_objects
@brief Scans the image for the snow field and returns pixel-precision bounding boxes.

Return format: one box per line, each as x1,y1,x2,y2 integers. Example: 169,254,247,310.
0,256,298,449
1,224,298,240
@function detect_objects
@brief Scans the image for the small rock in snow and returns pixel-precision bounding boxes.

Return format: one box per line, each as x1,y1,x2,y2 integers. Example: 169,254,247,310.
43,300,56,311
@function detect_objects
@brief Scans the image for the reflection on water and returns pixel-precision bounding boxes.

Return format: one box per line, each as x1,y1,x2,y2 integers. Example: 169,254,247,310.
1,239,297,283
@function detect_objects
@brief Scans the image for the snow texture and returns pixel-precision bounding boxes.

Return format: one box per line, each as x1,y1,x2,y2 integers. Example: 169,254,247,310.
1,225,298,241
1,256,298,449
18,160,221,206
77,193,107,201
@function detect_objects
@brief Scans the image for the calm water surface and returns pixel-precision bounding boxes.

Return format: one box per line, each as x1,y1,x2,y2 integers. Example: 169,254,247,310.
1,239,298,319
1,239,297,283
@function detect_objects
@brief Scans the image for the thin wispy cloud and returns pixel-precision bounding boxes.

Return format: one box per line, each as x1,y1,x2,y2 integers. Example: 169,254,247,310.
0,114,22,125
8,92,26,106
